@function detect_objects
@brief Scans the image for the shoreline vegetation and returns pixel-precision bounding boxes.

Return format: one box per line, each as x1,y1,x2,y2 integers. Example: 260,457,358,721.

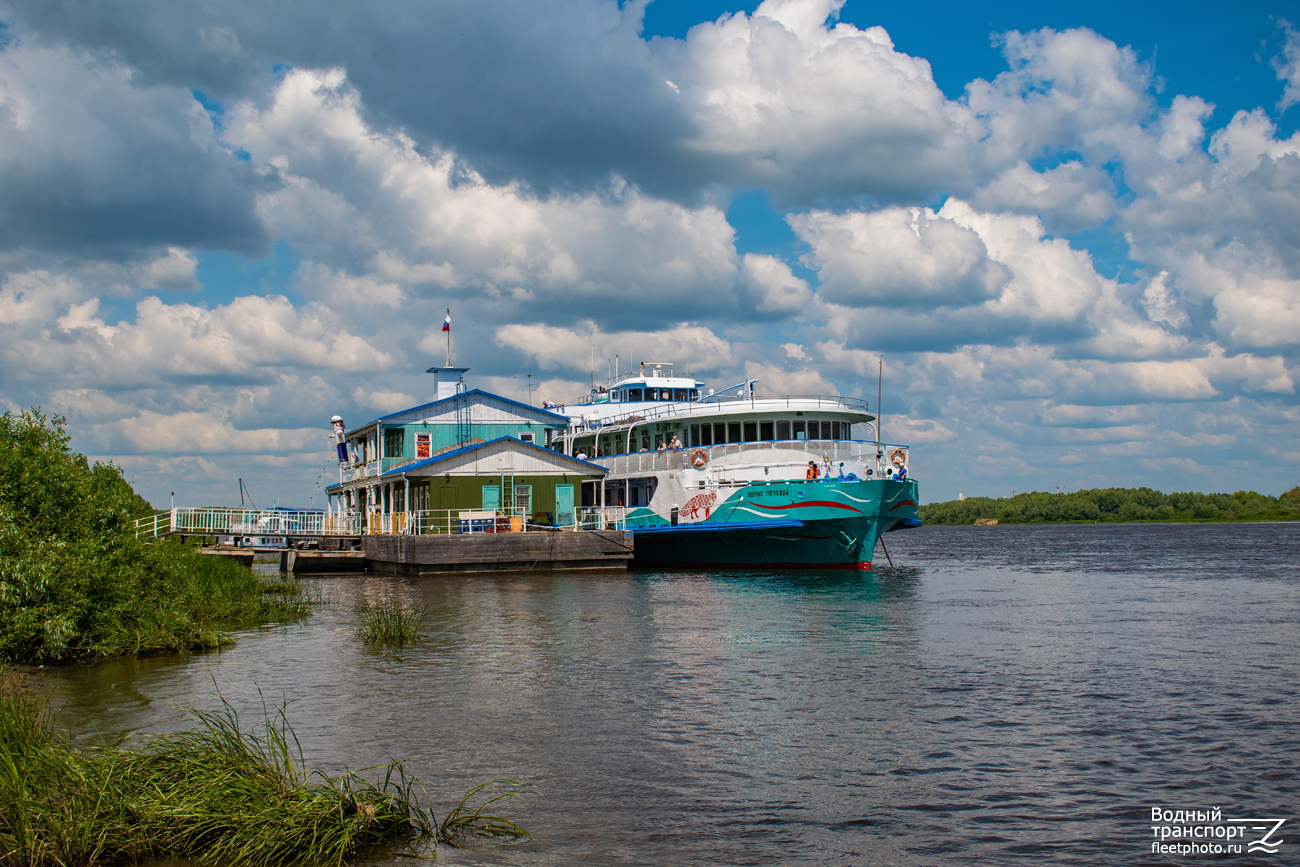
0,670,530,867
919,485,1300,525
1,409,310,664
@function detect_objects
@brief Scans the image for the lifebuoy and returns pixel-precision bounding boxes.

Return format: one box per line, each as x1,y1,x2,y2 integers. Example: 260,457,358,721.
889,448,907,467
691,449,708,468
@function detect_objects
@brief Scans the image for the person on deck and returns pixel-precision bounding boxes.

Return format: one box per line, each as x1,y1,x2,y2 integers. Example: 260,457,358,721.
668,434,682,449
806,460,819,479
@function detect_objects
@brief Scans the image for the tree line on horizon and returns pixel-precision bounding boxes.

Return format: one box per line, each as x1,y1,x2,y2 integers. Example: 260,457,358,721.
918,485,1300,525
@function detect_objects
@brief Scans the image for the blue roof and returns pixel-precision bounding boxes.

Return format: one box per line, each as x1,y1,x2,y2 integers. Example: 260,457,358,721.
325,436,606,490
371,389,569,426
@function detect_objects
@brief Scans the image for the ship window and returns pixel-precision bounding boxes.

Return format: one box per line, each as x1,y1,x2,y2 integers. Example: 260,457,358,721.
777,420,790,440
743,421,758,442
727,422,741,443
699,424,713,446
793,420,806,440
713,422,726,443
519,432,535,444
831,421,841,440
629,388,643,401
821,421,833,439
674,389,688,400
759,421,774,441
690,424,700,446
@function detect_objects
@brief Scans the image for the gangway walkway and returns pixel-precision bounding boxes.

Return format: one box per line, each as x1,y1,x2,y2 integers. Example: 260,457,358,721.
134,508,361,541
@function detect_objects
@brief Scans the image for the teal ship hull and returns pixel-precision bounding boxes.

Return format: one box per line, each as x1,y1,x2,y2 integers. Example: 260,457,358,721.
628,477,920,570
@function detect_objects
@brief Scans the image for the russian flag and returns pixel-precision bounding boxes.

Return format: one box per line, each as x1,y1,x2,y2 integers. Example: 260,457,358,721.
441,313,451,332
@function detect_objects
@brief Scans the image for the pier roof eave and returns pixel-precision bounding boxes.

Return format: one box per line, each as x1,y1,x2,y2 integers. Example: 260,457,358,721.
384,436,608,479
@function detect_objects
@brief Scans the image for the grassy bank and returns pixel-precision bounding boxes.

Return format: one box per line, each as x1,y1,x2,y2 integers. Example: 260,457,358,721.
0,672,529,866
0,410,311,663
920,485,1300,525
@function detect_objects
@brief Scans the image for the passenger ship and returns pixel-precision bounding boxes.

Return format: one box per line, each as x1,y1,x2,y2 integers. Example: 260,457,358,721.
552,362,920,570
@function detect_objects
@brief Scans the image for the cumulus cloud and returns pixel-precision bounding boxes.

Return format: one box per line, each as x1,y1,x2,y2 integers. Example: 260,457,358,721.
1274,20,1300,112
792,206,1008,309
225,68,744,325
0,38,265,255
0,283,394,388
494,321,732,376
658,0,984,203
91,410,320,455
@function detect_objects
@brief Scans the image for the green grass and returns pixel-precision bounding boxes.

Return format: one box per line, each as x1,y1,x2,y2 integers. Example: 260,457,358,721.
0,672,531,866
357,601,426,647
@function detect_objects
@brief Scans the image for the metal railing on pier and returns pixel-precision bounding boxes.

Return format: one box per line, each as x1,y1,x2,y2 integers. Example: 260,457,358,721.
135,506,627,539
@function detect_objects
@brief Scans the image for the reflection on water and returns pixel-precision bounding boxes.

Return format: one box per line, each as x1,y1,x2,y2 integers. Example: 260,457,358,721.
43,523,1300,865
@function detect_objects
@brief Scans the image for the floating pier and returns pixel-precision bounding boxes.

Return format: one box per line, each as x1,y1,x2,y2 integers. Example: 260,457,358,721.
364,529,634,575
138,507,632,575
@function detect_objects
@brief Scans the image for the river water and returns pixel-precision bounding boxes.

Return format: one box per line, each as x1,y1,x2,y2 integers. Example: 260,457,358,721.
46,523,1300,865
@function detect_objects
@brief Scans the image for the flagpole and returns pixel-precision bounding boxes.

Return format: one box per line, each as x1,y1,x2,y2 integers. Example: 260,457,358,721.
445,307,451,367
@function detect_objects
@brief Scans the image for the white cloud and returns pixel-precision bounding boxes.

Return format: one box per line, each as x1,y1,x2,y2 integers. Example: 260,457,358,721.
352,387,419,413
1274,20,1300,112
494,321,732,375
739,254,811,315
659,0,984,202
793,206,1008,308
91,410,320,455
226,68,744,323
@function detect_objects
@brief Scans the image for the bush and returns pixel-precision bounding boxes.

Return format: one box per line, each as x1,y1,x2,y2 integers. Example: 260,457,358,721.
0,410,308,663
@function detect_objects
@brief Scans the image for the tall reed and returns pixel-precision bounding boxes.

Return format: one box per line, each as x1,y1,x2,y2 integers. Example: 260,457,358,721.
0,674,530,867
357,601,426,647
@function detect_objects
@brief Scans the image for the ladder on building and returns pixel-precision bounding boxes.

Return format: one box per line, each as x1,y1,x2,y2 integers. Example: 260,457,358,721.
455,389,471,446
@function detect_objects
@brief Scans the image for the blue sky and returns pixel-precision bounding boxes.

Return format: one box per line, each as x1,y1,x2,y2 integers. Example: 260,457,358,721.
1,0,1298,506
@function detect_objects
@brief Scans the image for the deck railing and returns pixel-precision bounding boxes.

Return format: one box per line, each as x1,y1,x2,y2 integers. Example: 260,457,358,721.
570,395,871,430
593,439,909,478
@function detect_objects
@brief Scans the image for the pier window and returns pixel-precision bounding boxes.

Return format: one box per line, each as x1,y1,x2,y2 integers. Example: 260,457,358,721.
793,420,806,440
777,420,790,440
383,429,404,458
514,485,532,516
743,421,757,442
727,422,741,443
